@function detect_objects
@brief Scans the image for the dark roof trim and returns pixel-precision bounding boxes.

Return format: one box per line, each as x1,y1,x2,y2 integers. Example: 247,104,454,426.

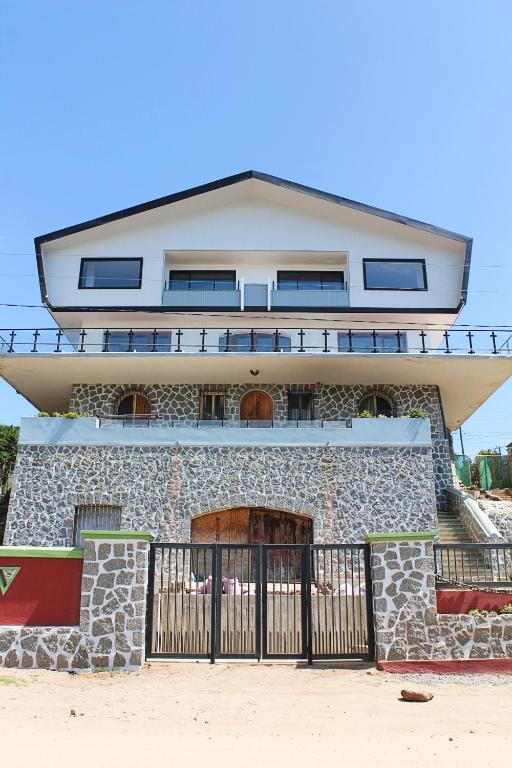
49,303,463,315
34,170,472,305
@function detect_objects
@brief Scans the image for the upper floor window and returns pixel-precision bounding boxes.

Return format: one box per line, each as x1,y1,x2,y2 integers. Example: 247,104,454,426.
288,392,313,421
117,392,151,416
78,258,143,289
362,259,427,291
219,332,291,352
359,393,393,418
168,270,236,291
103,330,172,351
276,271,345,291
338,332,407,352
200,392,225,420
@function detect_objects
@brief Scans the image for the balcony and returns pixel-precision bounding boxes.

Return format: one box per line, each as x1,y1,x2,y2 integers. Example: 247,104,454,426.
2,326,512,430
18,416,432,449
161,279,349,311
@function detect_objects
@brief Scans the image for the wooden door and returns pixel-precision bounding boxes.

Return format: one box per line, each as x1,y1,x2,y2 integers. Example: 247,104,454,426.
240,391,273,422
191,508,250,544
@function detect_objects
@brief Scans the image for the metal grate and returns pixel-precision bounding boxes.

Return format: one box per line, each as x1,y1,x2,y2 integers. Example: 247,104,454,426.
73,505,122,546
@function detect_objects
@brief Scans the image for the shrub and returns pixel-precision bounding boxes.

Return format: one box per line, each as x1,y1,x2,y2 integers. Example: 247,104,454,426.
408,407,428,419
38,411,91,418
359,410,373,418
499,603,512,615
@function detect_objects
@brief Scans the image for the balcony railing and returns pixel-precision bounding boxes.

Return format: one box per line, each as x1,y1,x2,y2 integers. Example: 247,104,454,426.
162,280,350,309
1,327,511,355
98,417,353,429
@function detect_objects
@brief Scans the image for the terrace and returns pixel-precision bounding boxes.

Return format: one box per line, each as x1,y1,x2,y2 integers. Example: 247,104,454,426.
1,326,512,428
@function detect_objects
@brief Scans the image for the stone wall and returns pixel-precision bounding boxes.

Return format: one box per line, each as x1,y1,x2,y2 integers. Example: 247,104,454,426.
369,534,512,662
0,532,152,671
70,382,446,437
69,382,450,506
5,444,437,547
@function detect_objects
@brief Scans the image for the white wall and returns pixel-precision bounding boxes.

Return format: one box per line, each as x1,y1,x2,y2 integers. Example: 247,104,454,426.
41,186,466,312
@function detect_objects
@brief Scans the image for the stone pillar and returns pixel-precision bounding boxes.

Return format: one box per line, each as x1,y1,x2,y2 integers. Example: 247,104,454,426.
80,530,155,671
365,532,437,662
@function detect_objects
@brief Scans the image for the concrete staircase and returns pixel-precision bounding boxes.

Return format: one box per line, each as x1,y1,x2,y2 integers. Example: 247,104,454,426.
437,509,472,544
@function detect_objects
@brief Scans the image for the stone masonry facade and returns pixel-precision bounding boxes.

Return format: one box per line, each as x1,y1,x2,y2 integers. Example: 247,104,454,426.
0,533,151,671
369,536,512,662
69,382,451,507
5,444,437,547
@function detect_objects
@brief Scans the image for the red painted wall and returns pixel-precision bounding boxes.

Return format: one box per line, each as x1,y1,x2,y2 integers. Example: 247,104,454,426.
437,589,512,614
0,556,83,626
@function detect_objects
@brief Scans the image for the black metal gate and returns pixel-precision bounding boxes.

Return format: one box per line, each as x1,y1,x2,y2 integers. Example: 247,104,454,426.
146,543,374,662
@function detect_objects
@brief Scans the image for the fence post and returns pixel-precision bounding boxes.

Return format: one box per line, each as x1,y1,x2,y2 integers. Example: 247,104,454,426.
80,530,155,671
365,532,437,662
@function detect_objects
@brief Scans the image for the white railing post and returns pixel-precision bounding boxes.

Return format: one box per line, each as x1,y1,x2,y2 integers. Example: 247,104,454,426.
240,278,245,311
267,278,272,311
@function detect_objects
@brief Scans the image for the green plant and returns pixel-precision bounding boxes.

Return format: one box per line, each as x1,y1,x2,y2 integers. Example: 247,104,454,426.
38,411,91,419
468,608,498,617
408,407,428,419
0,424,19,504
359,410,373,418
499,603,512,615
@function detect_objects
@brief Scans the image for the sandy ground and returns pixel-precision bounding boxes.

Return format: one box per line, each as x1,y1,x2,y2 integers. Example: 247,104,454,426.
0,662,510,768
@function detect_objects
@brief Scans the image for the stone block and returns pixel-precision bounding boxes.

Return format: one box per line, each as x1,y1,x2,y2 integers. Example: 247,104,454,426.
83,562,99,576
98,543,112,560
91,617,114,636
97,573,116,588
104,558,127,572
113,543,125,557
35,645,53,669
92,588,106,606
91,655,110,669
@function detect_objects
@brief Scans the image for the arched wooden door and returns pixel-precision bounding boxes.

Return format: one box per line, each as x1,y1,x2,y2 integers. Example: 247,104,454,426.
117,392,151,416
240,390,272,423
191,508,313,545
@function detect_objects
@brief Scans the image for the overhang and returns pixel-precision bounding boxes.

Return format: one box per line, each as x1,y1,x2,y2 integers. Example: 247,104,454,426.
1,352,511,430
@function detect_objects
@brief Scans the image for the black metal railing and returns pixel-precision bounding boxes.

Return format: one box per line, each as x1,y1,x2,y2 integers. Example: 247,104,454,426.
145,543,374,662
164,279,239,291
434,543,512,586
97,416,352,429
1,327,511,355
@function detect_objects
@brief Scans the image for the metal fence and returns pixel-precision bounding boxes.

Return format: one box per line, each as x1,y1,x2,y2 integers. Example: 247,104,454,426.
146,543,374,662
434,543,512,587
2,326,512,355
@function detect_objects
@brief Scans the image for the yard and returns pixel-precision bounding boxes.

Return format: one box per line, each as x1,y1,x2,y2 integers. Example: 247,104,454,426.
0,662,510,767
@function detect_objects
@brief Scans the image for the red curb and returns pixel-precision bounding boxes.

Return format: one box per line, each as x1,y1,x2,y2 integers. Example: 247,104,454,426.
377,659,512,674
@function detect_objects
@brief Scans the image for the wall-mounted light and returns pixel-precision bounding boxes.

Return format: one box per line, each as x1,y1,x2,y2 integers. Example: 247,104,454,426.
250,369,260,377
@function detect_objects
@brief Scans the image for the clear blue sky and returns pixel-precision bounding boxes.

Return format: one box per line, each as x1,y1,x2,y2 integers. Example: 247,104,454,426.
1,1,511,456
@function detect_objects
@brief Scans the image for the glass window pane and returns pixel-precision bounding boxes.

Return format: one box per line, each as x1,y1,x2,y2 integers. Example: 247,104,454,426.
80,259,141,288
169,271,236,290
277,271,344,291
288,393,312,420
364,260,426,290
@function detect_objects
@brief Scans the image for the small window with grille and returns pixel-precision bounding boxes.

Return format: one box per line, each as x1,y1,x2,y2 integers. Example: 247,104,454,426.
73,504,122,546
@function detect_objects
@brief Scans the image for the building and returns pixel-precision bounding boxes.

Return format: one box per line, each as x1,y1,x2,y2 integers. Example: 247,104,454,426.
2,171,511,547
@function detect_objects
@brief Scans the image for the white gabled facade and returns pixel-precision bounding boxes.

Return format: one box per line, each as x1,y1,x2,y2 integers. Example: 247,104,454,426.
1,172,511,549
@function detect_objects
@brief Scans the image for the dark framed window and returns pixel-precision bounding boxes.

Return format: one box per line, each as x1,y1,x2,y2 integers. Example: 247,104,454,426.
288,392,313,421
219,332,291,352
200,392,226,421
168,270,236,291
116,392,151,417
78,258,143,289
103,330,172,351
338,332,407,352
362,259,427,291
73,504,122,546
359,394,393,418
276,271,345,291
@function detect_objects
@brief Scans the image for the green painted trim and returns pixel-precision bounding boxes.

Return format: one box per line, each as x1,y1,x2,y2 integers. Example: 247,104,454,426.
0,546,84,559
81,530,156,541
365,531,436,543
0,566,21,595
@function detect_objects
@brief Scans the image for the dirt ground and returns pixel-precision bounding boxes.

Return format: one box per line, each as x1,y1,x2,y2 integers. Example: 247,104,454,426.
0,662,510,767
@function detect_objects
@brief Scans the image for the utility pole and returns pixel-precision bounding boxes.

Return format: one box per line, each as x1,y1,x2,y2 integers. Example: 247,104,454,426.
459,426,466,457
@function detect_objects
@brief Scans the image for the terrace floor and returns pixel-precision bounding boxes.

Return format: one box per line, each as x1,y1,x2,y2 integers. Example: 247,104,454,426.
0,662,510,767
